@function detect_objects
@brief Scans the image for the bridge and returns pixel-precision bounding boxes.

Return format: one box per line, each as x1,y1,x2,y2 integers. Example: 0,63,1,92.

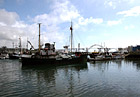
88,44,118,53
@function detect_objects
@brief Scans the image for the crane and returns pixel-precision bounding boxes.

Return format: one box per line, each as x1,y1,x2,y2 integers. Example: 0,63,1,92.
27,41,35,50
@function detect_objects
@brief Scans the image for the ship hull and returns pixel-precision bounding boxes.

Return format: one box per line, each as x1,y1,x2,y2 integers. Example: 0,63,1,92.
21,55,87,67
125,54,140,59
9,53,20,59
9,56,20,59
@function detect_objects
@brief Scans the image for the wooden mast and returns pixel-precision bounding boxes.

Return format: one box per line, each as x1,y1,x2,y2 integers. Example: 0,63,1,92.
38,23,41,53
26,38,28,50
19,37,21,54
70,21,73,53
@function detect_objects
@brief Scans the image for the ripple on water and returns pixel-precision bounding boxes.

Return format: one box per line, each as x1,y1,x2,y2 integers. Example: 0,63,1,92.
1,60,140,97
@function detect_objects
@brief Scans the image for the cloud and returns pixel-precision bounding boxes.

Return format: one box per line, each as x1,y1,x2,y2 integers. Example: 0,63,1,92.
33,0,103,47
0,9,19,25
104,0,136,9
104,0,116,9
32,0,80,48
34,0,103,27
107,20,122,26
34,0,80,25
108,1,113,6
0,22,6,26
0,9,21,36
78,17,103,25
124,25,135,30
0,9,35,48
129,0,135,3
117,6,140,17
0,0,104,49
120,0,135,4
0,1,72,48
52,0,80,22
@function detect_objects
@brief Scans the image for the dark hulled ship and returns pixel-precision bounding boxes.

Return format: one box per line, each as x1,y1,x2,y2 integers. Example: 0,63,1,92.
21,43,87,66
21,23,87,66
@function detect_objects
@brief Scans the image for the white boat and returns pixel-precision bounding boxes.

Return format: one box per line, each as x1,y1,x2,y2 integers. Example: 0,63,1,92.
0,55,5,59
0,52,9,59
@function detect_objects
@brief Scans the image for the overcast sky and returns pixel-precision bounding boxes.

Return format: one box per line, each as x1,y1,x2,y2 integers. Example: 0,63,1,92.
0,0,140,49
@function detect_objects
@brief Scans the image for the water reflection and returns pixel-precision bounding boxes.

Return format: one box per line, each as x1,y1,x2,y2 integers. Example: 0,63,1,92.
87,59,140,97
0,60,23,97
88,59,126,71
1,59,140,97
21,63,88,97
88,61,110,72
125,59,140,70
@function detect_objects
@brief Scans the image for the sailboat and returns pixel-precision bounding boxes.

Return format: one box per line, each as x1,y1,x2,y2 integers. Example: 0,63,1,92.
9,38,22,59
21,22,87,66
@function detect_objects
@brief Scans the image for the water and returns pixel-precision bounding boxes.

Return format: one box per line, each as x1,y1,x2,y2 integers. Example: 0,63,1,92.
0,59,140,97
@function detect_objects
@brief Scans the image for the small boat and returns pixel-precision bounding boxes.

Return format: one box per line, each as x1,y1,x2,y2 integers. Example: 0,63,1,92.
9,52,20,59
112,52,125,59
88,52,112,61
0,55,5,59
88,55,110,61
9,37,22,59
0,52,9,59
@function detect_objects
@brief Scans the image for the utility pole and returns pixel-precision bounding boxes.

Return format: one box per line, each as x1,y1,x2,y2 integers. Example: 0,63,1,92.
38,23,41,53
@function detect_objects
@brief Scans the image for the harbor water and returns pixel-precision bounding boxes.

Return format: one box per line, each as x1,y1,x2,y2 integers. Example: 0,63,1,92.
0,59,140,97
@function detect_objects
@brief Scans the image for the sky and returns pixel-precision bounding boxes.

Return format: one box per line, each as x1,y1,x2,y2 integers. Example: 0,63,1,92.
0,0,140,50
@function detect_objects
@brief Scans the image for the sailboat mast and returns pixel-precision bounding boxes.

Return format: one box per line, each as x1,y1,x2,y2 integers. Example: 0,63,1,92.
13,42,14,48
19,37,21,54
70,21,73,53
38,23,41,53
26,38,28,50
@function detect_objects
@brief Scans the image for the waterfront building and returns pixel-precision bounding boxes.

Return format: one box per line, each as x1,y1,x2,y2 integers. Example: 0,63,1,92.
127,45,140,52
